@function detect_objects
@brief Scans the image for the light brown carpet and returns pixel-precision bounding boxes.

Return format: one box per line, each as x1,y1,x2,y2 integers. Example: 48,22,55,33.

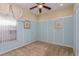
1,41,74,56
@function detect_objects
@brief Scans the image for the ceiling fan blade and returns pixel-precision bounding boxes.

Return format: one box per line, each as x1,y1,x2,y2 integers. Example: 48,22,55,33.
36,3,45,5
30,6,37,10
39,8,42,13
42,3,45,4
36,3,40,5
43,5,51,10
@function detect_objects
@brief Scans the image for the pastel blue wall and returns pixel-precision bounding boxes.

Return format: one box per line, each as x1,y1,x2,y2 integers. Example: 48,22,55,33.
76,6,79,55
64,17,73,46
38,16,73,47
0,16,73,54
17,19,37,43
73,4,79,56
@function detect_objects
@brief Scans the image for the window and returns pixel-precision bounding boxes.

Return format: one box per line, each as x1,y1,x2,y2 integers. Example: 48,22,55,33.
0,14,17,43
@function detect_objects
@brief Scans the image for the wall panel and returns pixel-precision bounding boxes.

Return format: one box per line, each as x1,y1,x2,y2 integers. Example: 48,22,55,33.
38,16,73,47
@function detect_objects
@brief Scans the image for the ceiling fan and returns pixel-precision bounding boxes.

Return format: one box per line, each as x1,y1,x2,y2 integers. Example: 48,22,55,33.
30,3,51,13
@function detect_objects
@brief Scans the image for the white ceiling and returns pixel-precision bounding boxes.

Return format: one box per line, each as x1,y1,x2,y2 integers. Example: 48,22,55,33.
12,3,73,15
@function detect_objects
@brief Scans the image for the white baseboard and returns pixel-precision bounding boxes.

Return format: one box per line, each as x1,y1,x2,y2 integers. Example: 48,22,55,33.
38,40,73,48
0,40,36,55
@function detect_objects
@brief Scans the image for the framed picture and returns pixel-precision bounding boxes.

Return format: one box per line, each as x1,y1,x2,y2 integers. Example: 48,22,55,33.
55,20,64,29
24,20,31,29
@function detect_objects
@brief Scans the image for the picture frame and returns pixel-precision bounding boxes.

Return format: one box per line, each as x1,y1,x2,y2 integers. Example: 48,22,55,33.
55,20,64,29
24,20,31,29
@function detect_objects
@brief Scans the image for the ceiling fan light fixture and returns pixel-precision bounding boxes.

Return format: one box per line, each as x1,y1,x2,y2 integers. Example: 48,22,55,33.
38,5,43,8
60,4,63,6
